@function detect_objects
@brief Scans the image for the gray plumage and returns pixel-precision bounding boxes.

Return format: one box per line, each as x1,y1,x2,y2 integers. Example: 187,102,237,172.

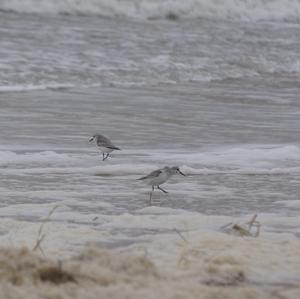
89,134,120,161
138,166,185,205
138,169,163,181
94,134,120,150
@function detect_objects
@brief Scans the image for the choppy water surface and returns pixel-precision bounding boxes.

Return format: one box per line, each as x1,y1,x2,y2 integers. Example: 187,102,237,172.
0,5,300,260
1,83,300,231
1,11,300,89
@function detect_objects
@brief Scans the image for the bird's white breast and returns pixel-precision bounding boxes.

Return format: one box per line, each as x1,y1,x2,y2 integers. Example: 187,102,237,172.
98,146,114,153
146,171,169,186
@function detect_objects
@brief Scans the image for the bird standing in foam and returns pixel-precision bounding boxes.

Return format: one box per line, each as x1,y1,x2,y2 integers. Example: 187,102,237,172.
138,166,185,205
89,134,121,161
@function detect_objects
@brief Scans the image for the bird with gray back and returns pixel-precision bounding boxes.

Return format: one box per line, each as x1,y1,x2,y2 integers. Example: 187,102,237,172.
138,166,185,205
89,134,121,161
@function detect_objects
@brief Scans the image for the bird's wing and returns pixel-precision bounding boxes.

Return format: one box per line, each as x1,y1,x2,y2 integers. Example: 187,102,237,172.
106,145,121,150
96,135,115,147
138,169,162,180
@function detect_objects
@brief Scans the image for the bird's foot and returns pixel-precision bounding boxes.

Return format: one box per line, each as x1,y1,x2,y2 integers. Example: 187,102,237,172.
158,186,168,193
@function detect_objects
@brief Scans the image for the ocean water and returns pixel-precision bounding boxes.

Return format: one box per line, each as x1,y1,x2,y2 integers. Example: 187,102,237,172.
0,0,300,295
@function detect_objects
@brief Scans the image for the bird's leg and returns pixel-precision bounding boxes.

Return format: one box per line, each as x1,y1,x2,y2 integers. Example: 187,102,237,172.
103,153,109,161
149,186,154,206
102,153,105,161
157,186,168,193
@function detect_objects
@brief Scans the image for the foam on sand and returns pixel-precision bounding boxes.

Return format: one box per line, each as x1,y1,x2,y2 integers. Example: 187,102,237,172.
0,234,300,299
0,209,299,298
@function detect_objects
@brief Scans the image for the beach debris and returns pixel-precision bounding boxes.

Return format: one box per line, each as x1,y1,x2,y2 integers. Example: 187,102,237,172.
38,261,77,284
220,214,260,237
33,205,59,255
174,228,188,243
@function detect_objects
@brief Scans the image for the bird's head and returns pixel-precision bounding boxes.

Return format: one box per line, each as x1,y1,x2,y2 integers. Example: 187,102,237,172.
89,134,98,142
171,166,185,176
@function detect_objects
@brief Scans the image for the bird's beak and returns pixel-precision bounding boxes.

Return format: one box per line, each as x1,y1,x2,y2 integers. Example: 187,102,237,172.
178,170,185,176
89,137,94,142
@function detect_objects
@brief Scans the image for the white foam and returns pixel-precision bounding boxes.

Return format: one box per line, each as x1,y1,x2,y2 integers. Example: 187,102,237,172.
154,145,300,167
0,217,102,257
149,145,300,175
1,0,300,22
182,165,300,175
0,83,75,93
0,203,101,224
0,150,80,167
127,229,300,287
274,200,300,209
1,145,300,177
1,200,300,285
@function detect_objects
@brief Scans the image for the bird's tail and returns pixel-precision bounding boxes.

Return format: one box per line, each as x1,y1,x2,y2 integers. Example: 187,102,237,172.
137,176,146,180
108,146,121,150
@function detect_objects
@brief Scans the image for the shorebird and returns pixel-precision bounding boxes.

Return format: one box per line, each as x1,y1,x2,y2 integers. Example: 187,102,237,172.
89,134,121,161
138,166,185,205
